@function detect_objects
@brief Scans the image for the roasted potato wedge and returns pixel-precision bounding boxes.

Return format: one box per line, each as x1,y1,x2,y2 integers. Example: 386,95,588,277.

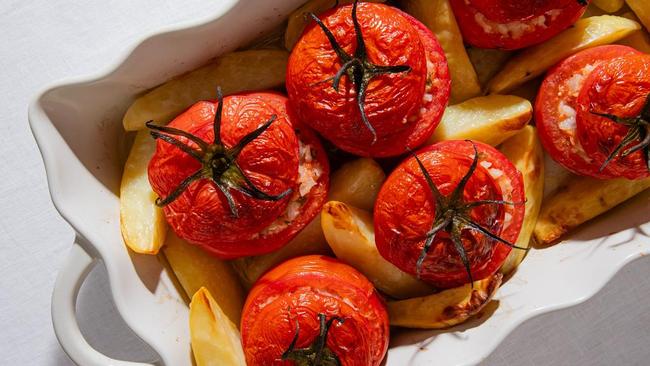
467,47,512,88
627,0,650,30
534,176,650,246
321,201,433,299
594,0,625,13
190,288,246,366
284,0,385,50
231,157,387,288
163,232,244,325
487,16,640,94
123,50,288,130
388,274,502,329
119,130,167,254
498,126,545,275
402,0,481,103
618,12,650,53
428,95,532,146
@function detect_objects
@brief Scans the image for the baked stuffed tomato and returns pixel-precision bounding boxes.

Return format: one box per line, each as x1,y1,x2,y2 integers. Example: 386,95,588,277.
374,140,525,289
241,255,389,366
536,45,650,180
450,0,589,50
286,0,451,157
147,90,329,259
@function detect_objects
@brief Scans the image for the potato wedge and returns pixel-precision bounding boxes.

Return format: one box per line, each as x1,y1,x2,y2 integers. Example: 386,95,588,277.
534,176,650,246
428,95,532,146
498,126,545,275
321,201,433,299
487,16,640,94
618,12,650,53
190,288,246,366
402,0,481,103
284,0,385,50
123,50,289,130
231,157,386,288
467,47,512,88
163,232,244,325
594,0,625,13
119,131,167,254
627,0,650,30
388,274,502,329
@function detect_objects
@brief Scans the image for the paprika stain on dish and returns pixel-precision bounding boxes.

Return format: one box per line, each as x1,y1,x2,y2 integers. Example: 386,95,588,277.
241,255,389,366
287,1,450,157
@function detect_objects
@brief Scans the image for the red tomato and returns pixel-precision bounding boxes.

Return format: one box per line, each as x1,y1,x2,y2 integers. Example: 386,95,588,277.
374,140,525,289
286,2,450,157
575,54,650,179
536,45,642,179
148,92,329,259
450,0,589,50
241,255,389,366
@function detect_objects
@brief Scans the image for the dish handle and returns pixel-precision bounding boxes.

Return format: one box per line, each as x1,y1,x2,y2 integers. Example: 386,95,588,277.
51,237,158,366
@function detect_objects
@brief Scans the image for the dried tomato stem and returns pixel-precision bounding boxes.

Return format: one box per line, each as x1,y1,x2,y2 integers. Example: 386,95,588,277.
146,87,292,217
410,141,526,287
309,0,411,144
282,313,344,366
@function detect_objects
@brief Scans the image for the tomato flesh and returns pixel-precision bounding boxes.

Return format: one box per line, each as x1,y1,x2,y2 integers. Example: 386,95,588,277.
374,141,525,289
241,255,389,366
287,3,450,157
536,45,641,179
450,0,588,50
576,54,650,179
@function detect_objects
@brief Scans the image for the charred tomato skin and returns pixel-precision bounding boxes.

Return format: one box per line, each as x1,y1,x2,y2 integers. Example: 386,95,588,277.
575,54,650,180
286,2,450,157
450,0,589,50
374,140,525,289
241,255,389,366
148,92,329,259
536,45,642,179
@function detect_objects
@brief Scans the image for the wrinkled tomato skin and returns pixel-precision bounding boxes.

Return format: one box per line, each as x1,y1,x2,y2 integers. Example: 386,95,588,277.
576,54,650,180
148,93,328,259
374,141,524,289
450,0,588,50
536,45,641,179
241,255,389,366
286,3,450,157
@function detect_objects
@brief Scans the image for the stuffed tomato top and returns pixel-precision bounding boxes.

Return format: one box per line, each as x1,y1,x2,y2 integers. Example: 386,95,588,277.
286,1,450,157
536,45,650,180
450,0,589,50
147,91,329,259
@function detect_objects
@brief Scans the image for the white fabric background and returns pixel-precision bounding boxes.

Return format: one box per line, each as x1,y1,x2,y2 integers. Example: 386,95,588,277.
1,1,649,365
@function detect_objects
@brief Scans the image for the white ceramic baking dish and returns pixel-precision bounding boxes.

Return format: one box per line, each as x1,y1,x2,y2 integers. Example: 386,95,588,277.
28,1,650,365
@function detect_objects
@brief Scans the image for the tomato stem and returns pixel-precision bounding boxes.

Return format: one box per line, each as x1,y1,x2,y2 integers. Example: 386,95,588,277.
309,0,411,144
282,313,344,366
410,142,527,287
146,87,292,217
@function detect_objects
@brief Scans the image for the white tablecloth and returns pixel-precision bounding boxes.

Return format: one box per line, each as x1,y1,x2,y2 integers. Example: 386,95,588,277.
1,1,649,365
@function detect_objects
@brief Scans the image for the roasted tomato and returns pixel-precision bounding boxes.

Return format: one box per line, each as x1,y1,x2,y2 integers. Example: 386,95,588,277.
450,0,589,50
286,1,451,157
241,255,389,366
147,91,329,259
535,45,649,179
374,140,525,289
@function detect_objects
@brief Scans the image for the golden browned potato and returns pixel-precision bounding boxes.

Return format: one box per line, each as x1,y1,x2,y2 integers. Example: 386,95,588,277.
487,16,640,94
534,176,650,246
123,50,288,130
321,201,433,299
627,0,650,30
189,288,246,366
594,0,625,13
402,0,481,103
119,130,167,254
618,12,650,52
428,95,532,146
284,0,385,50
163,232,244,325
231,157,387,288
498,126,545,275
467,47,512,88
388,274,502,329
